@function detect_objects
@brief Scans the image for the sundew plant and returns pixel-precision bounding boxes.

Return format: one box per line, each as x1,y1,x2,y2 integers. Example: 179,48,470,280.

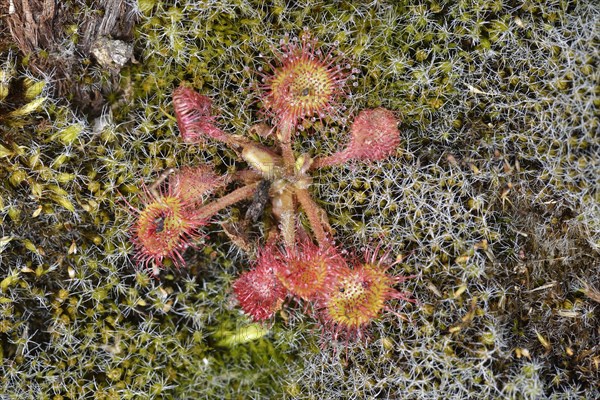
128,31,415,342
1,1,599,399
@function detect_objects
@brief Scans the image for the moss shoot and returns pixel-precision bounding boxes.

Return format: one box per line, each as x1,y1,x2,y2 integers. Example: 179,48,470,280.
1,0,598,398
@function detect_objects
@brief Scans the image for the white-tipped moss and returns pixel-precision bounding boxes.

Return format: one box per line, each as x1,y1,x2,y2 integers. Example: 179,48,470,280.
1,0,598,398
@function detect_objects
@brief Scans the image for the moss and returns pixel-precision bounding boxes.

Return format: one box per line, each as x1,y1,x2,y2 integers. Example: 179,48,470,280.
1,0,599,398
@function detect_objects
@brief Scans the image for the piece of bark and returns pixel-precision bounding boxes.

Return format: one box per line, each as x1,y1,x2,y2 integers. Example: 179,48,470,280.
1,0,137,117
5,0,58,52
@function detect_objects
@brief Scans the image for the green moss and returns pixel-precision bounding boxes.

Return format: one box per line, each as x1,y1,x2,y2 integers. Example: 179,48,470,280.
1,0,599,398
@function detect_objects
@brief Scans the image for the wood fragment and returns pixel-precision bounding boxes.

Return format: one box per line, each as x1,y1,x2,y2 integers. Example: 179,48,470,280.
2,0,137,116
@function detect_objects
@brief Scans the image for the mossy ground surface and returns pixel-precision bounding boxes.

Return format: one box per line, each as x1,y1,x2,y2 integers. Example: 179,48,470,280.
1,0,598,398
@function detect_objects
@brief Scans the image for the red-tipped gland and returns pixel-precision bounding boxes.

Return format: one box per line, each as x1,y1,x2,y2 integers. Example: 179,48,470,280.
169,165,226,205
130,185,207,274
173,86,230,144
260,33,351,130
274,237,346,301
319,252,413,340
315,108,401,167
233,246,287,321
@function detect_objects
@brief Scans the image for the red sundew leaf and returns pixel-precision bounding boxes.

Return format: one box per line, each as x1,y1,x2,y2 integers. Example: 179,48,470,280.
343,108,401,161
259,34,351,130
274,236,347,301
317,247,415,341
313,108,401,168
128,183,208,275
233,245,287,321
168,165,227,205
172,86,229,144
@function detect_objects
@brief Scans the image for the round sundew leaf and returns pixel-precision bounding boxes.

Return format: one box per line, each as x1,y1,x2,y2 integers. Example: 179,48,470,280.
129,184,207,273
233,246,287,321
260,34,351,130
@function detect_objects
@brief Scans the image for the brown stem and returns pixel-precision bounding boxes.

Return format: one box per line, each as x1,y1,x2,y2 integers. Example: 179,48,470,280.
280,207,296,249
277,119,296,173
194,182,259,220
295,187,328,246
272,189,296,248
